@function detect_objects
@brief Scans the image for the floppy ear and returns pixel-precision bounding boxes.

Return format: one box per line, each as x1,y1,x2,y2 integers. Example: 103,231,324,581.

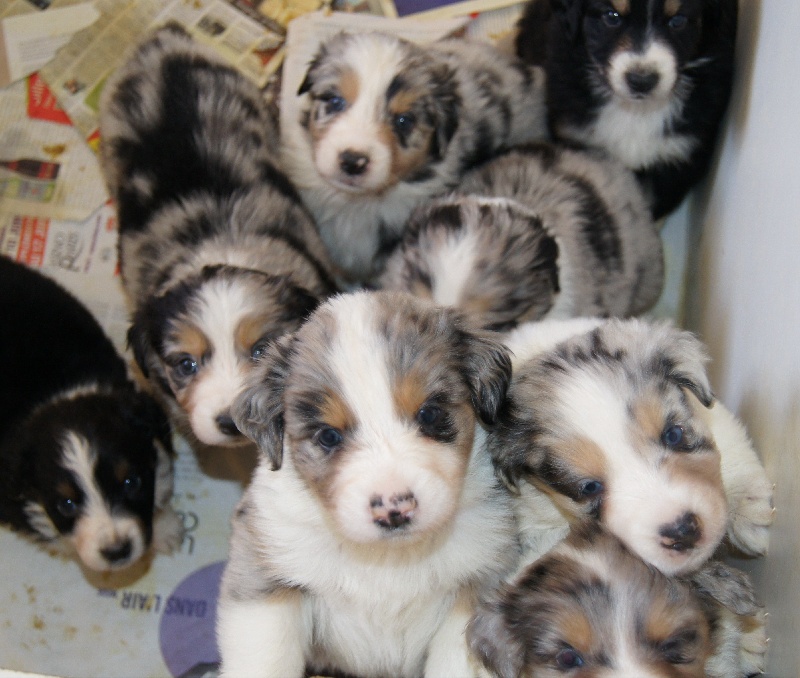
297,42,329,96
466,595,525,678
688,560,760,617
232,334,296,470
126,389,173,452
274,276,321,323
549,0,583,42
428,63,460,161
454,320,512,426
127,313,153,379
658,326,715,408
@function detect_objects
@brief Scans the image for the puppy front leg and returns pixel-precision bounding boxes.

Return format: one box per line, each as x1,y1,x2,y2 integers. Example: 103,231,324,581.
711,402,774,555
217,589,307,678
425,591,489,678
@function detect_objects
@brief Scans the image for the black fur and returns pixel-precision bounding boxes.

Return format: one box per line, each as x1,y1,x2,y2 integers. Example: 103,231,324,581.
0,257,172,568
517,0,738,219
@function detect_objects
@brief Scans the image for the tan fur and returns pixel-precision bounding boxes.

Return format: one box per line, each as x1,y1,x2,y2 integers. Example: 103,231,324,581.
664,0,682,18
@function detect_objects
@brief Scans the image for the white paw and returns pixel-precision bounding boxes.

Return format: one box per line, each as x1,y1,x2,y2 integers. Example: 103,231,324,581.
739,608,768,676
152,506,185,554
727,475,774,556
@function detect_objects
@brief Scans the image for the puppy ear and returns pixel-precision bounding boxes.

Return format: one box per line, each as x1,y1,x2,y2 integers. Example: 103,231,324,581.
688,560,760,617
274,276,321,323
126,389,173,452
232,334,295,470
127,313,152,379
550,0,583,41
297,43,329,96
455,322,512,427
466,594,525,678
428,64,460,161
657,325,715,408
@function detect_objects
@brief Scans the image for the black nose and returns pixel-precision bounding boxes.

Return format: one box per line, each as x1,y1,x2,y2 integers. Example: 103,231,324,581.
659,512,702,552
101,539,132,564
339,150,370,176
371,491,417,530
625,69,660,95
216,414,241,437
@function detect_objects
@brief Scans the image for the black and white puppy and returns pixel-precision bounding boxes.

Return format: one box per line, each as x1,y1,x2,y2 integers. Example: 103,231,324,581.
217,291,519,678
516,0,737,219
380,143,663,330
99,25,337,449
0,257,181,573
468,524,765,678
282,31,548,284
489,317,774,578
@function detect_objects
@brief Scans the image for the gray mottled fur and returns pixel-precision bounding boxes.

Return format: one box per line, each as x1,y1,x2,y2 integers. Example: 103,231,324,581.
380,143,664,329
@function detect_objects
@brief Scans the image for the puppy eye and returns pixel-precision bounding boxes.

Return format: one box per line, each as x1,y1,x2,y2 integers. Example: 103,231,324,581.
662,424,685,448
123,474,142,498
393,112,416,137
322,94,346,115
555,647,584,669
602,9,622,27
174,356,198,377
579,480,603,497
416,405,442,427
668,14,688,30
56,497,79,518
660,630,698,663
251,341,270,360
316,427,343,452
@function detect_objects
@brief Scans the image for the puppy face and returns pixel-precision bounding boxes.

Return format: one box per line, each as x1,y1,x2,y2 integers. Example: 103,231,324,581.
577,0,706,104
129,265,318,448
380,197,560,331
297,32,458,194
490,319,727,575
234,291,510,545
17,390,170,572
468,526,714,678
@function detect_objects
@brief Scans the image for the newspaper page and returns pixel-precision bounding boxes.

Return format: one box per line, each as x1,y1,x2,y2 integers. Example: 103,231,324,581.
0,75,108,222
37,0,320,142
0,1,100,88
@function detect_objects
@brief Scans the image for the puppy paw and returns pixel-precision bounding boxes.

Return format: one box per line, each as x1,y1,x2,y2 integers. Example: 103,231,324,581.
727,475,774,556
152,506,185,554
739,608,769,676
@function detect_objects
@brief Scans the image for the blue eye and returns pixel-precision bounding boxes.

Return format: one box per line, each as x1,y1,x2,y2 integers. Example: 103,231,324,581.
316,427,343,452
56,497,78,517
579,480,603,497
662,424,684,448
251,341,269,360
175,356,198,377
556,647,584,669
602,10,622,27
668,14,688,30
393,112,416,137
416,405,442,427
123,474,142,498
323,95,346,114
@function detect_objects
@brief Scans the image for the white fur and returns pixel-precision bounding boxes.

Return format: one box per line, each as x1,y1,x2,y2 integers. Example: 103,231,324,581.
502,319,774,572
60,431,147,572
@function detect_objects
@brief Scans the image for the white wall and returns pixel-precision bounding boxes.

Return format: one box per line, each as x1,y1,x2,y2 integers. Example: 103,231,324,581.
679,2,800,675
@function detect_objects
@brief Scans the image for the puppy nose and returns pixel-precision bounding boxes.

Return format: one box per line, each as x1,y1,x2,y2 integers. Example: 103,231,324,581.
339,150,370,176
216,414,241,437
370,491,417,530
659,512,702,552
625,69,660,95
101,539,132,564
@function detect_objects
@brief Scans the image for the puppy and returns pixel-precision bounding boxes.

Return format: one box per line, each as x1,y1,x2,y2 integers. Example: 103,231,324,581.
516,0,738,219
380,143,663,330
489,317,774,576
282,31,548,284
0,257,181,573
468,523,765,678
99,24,337,449
217,291,519,678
